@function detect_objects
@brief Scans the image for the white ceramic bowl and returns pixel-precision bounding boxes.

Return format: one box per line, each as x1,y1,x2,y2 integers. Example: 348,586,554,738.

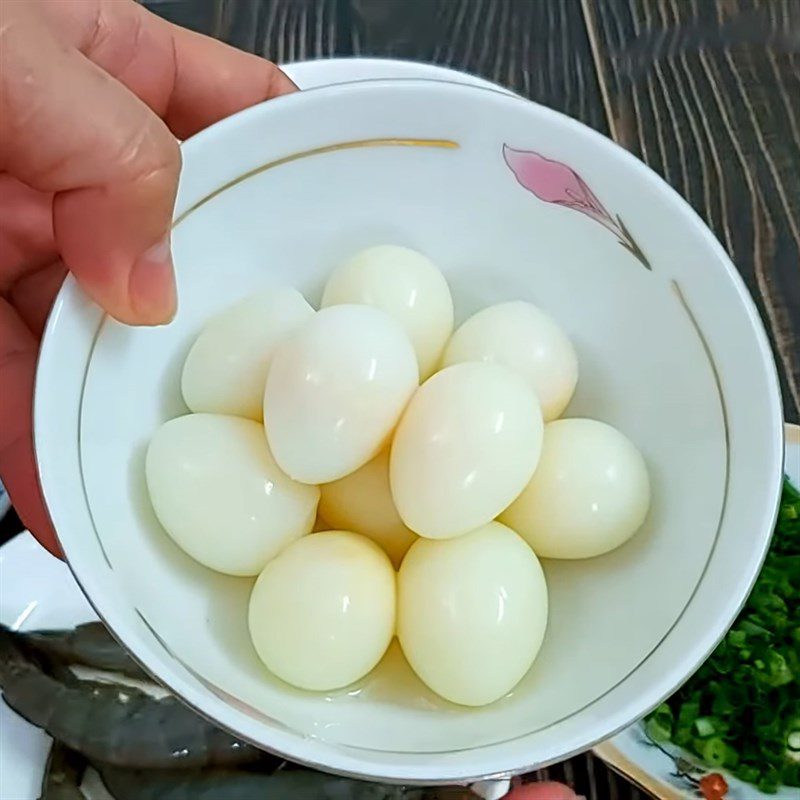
34,78,784,784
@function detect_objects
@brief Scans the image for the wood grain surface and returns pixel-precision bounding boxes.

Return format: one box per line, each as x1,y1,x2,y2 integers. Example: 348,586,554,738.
348,0,611,133
12,1,796,798
582,0,800,421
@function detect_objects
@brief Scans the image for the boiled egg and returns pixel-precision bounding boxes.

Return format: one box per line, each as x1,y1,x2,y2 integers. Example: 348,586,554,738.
319,449,417,567
264,304,418,484
181,287,314,420
145,414,319,576
397,521,548,706
321,245,454,380
248,531,396,691
390,362,543,539
500,418,650,558
441,300,578,421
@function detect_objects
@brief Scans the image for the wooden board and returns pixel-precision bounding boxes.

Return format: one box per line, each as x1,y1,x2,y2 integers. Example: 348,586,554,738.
348,0,611,133
582,0,800,422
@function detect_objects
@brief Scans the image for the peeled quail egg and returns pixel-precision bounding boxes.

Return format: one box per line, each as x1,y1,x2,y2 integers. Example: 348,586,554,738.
145,414,319,576
264,304,418,484
500,418,651,558
397,521,548,706
181,287,314,420
321,245,454,380
441,300,578,421
390,362,543,539
319,449,417,567
248,531,396,691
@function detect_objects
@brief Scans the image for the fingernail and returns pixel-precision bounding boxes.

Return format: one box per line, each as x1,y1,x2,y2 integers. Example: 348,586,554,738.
143,235,171,265
129,235,177,324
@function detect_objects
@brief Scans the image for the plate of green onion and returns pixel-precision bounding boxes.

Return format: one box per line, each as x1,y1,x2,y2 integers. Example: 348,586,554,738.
595,423,799,800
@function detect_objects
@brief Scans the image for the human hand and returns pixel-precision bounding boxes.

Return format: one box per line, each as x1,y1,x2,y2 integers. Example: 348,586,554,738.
0,0,296,555
506,782,581,799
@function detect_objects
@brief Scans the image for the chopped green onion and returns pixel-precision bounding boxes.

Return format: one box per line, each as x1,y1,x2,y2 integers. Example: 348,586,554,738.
645,477,800,792
757,768,782,794
728,630,747,648
763,651,794,687
701,737,728,767
779,503,798,522
645,716,671,743
651,702,672,725
736,764,760,784
694,717,716,738
783,762,800,785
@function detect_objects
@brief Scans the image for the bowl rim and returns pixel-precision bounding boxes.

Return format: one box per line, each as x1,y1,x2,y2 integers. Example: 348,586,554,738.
34,77,785,783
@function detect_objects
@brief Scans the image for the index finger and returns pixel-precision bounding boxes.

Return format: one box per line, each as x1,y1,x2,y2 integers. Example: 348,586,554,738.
42,0,297,139
164,23,298,138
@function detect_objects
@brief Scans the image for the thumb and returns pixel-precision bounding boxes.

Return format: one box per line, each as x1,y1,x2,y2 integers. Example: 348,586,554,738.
1,12,178,325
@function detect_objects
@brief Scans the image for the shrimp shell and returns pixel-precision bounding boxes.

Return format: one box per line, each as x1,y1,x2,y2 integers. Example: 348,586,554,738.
96,764,470,800
24,623,148,681
0,625,262,769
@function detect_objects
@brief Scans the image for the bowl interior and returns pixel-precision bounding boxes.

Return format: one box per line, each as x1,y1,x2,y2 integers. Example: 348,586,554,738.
37,80,783,780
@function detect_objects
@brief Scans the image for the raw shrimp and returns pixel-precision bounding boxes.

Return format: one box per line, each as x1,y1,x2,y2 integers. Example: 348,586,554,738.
24,623,149,681
5,623,473,799
0,625,262,769
40,742,87,800
96,765,471,800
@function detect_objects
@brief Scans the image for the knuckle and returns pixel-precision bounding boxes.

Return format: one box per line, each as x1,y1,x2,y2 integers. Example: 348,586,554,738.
84,0,146,79
86,0,112,52
117,117,180,186
262,61,290,97
0,16,47,143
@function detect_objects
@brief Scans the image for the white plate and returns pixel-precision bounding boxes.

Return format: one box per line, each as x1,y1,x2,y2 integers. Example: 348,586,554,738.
0,56,510,800
595,422,800,800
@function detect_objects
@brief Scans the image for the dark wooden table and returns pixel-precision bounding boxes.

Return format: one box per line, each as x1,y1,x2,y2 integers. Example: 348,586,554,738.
3,1,798,798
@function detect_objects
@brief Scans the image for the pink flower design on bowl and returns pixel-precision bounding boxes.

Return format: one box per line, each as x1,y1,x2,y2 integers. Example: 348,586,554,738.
503,145,651,270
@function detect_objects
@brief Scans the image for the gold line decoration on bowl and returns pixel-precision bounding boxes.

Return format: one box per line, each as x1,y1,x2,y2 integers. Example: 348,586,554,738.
173,138,460,229
669,280,731,575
